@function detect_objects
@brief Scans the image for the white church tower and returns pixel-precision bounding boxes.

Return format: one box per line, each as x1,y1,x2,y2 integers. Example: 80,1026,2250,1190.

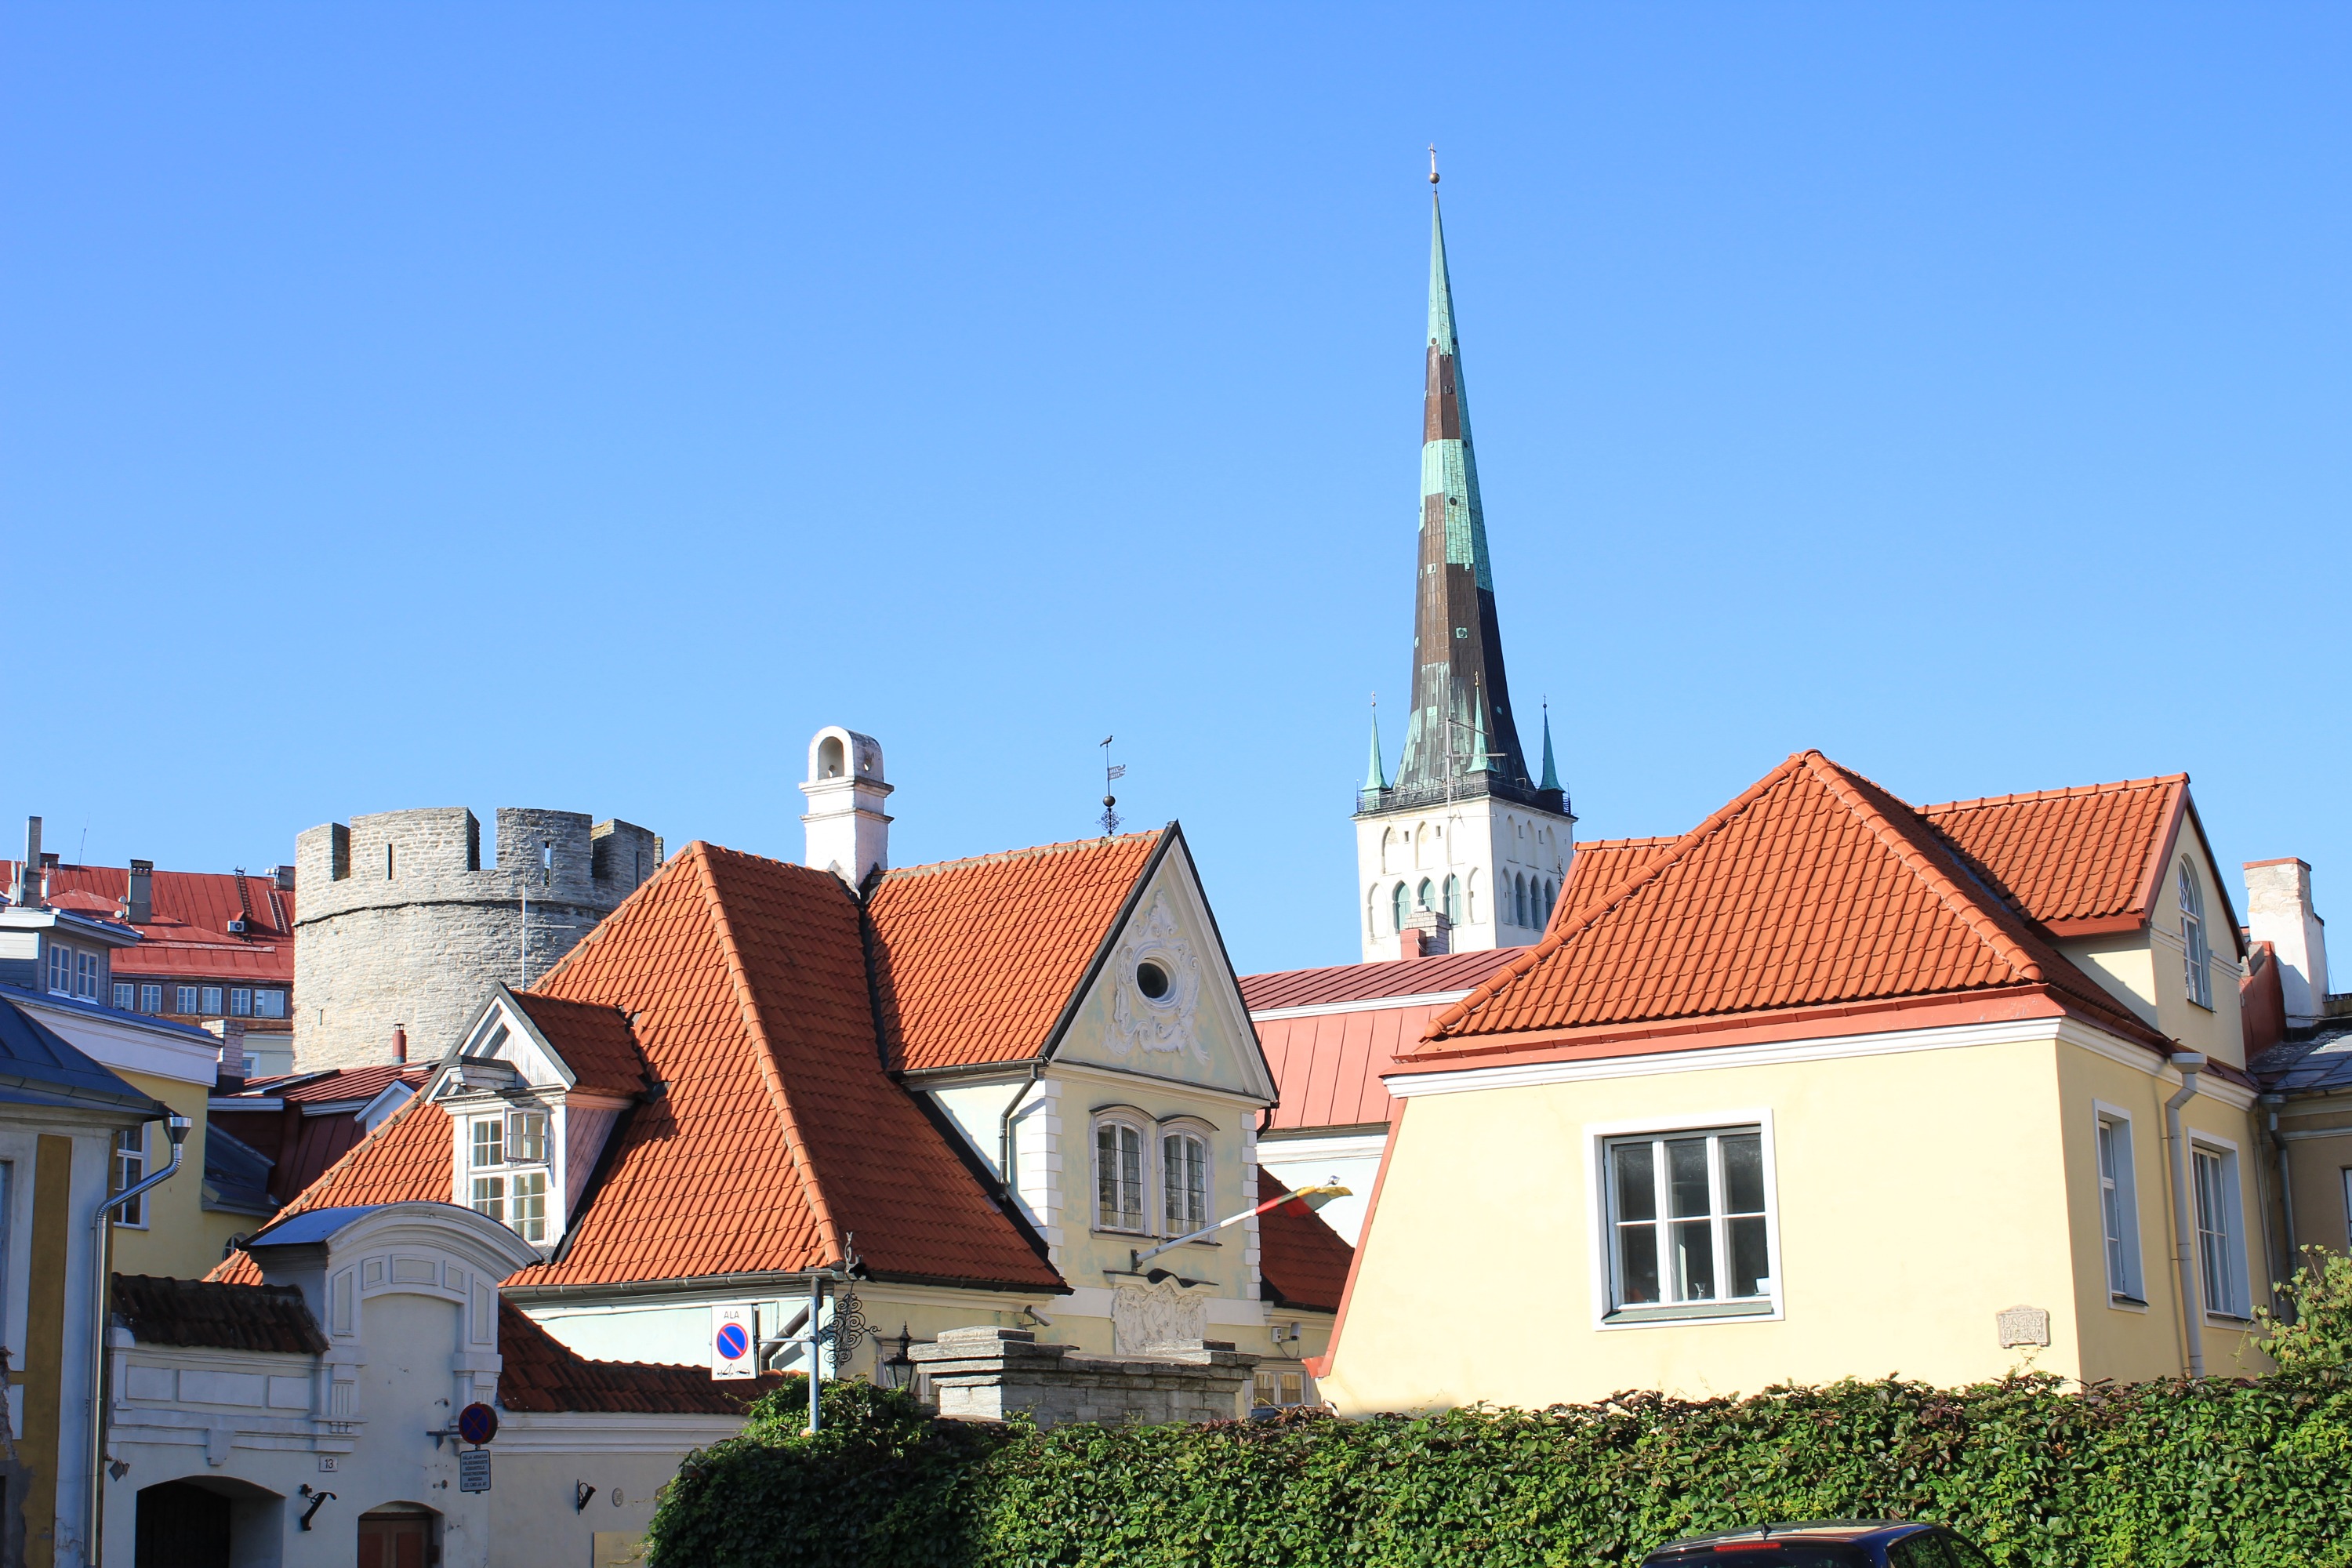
1355,172,1573,963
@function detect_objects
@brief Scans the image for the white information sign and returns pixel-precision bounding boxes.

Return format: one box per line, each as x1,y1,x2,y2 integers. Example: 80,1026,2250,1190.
459,1450,492,1493
710,1302,757,1381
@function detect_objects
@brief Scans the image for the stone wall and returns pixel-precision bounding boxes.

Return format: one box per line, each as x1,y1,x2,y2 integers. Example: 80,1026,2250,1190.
909,1327,1258,1428
292,808,662,1071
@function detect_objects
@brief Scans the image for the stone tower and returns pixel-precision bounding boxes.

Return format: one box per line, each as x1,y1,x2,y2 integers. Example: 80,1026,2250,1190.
1354,176,1574,962
292,808,662,1070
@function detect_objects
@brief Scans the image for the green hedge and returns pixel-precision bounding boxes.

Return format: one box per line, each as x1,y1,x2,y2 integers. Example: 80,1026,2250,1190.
642,1369,2352,1568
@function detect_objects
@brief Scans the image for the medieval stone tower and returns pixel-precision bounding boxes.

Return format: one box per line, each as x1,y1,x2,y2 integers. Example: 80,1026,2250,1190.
292,807,662,1070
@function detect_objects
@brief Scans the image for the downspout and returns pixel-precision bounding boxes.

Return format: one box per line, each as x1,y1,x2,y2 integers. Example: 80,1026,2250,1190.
996,1062,1045,1214
2164,1052,2205,1378
86,1113,192,1566
2265,1094,2299,1316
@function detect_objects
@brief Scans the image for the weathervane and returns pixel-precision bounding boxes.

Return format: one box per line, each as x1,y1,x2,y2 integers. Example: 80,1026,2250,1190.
1428,144,1439,186
1099,737,1125,837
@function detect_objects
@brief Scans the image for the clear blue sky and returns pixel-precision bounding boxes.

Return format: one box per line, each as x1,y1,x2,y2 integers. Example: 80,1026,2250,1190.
5,5,2346,976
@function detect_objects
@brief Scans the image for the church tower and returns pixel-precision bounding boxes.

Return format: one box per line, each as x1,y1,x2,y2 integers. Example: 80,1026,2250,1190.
1355,172,1573,961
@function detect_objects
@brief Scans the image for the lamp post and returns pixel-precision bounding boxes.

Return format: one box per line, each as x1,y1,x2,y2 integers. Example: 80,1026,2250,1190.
878,1325,916,1393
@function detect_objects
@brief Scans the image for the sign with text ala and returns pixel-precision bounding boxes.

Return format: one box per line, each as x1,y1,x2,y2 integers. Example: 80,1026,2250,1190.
710,1303,757,1381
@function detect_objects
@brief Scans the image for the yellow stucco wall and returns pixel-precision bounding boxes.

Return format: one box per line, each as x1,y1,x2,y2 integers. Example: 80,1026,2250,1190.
1321,1026,2269,1414
105,1070,222,1281
2275,1094,2351,1259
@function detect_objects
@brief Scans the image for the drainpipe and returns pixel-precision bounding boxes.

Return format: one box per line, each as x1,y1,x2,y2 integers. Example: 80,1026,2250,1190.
2265,1094,2299,1312
2164,1052,2205,1378
86,1113,192,1566
996,1063,1045,1213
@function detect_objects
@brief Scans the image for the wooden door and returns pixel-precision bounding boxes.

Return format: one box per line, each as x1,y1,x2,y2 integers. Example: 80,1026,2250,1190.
357,1514,431,1568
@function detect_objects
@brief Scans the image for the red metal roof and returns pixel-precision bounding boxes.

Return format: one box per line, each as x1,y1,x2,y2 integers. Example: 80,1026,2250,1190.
870,832,1166,1072
3,862,294,984
1240,949,1519,1014
1254,1168,1354,1313
1414,753,2171,1062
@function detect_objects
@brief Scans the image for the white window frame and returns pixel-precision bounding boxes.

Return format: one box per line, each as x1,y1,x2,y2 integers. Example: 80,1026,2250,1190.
46,944,73,997
253,989,285,1019
2190,1134,2249,1320
1159,1121,1213,1238
112,982,133,1011
2092,1102,2146,1307
138,983,162,1014
2180,861,2213,1010
229,987,252,1017
75,952,100,1000
175,985,198,1015
1585,1109,1782,1330
1091,1112,1151,1236
199,985,223,1015
113,1125,151,1229
465,1107,554,1243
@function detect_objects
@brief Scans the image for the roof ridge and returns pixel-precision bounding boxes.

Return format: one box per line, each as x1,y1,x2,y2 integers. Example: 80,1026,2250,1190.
1802,755,2045,985
1573,834,1682,851
1431,752,1822,1040
879,829,1165,883
684,844,849,1267
1918,773,2188,816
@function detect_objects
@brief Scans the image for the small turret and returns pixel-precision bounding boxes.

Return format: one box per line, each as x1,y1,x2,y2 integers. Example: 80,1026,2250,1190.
800,728,894,889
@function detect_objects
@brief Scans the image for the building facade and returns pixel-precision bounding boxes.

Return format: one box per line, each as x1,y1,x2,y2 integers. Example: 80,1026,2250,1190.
292,809,662,1073
1353,179,1573,962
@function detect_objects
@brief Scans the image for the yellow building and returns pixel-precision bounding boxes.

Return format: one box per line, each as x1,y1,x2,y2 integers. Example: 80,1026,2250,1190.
1316,755,2274,1412
2240,857,2352,1267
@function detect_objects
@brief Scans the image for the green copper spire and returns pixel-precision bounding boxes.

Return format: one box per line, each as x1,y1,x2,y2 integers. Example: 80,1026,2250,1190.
1364,702,1391,792
1539,704,1562,793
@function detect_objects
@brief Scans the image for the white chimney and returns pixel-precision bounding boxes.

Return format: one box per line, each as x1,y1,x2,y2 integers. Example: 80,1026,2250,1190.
11,816,40,908
2245,858,2331,1028
799,727,893,889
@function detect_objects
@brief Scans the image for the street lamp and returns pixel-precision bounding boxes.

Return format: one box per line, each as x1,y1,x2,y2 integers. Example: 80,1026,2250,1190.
877,1325,916,1392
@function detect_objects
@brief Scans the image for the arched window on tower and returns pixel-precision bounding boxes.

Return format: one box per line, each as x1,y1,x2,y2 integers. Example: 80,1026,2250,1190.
1443,875,1461,924
1416,877,1435,913
1544,878,1557,920
1465,869,1481,924
1392,882,1410,932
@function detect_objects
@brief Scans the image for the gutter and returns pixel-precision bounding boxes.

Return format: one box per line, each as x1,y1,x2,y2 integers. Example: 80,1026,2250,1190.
2165,1051,2205,1377
86,1112,191,1566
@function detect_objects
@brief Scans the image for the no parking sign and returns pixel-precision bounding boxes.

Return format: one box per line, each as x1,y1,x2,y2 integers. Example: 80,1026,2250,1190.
711,1303,756,1381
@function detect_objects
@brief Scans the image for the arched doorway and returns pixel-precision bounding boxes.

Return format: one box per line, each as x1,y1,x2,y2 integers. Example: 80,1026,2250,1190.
134,1477,281,1568
358,1503,438,1568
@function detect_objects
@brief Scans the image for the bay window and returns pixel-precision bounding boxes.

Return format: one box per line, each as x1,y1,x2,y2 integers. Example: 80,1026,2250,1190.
1602,1123,1776,1321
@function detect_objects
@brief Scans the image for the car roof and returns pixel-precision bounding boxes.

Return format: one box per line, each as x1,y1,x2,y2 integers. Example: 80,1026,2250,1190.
1650,1520,1933,1552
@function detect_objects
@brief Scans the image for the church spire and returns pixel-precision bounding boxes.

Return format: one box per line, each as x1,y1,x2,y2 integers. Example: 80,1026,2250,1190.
1539,703,1563,795
1364,699,1391,792
1391,177,1546,803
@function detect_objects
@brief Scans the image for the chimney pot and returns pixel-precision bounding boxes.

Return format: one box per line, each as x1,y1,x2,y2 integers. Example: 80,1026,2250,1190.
393,1025,408,1065
800,727,895,889
12,817,38,907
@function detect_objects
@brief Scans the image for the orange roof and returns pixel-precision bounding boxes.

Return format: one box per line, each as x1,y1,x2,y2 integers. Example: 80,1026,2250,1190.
219,843,1064,1296
1243,839,1674,1131
1416,752,2169,1059
1918,774,2239,953
1253,1168,1354,1312
870,832,1166,1072
510,993,648,1098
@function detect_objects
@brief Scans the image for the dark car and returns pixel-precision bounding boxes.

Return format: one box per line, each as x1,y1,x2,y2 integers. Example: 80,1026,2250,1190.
1641,1519,1995,1567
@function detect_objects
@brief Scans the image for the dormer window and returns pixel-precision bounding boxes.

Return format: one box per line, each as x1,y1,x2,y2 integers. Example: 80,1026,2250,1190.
470,1109,550,1242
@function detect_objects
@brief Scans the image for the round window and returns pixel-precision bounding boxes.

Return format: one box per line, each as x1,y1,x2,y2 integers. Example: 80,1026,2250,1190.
1134,960,1171,1000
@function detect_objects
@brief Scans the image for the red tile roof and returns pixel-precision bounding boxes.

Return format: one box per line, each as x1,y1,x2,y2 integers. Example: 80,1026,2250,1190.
869,832,1167,1072
1918,774,2239,952
510,993,648,1097
209,1066,428,1203
496,1301,782,1414
1417,752,2171,1059
5,862,295,983
112,1275,328,1354
1253,1169,1354,1313
218,842,1065,1296
238,1065,424,1106
1243,839,1672,1131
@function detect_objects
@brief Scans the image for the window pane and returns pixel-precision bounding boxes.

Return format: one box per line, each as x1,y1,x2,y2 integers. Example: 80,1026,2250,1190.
470,1176,504,1224
1617,1223,1660,1305
1722,1133,1765,1214
253,989,285,1018
1254,1371,1276,1406
1672,1218,1715,1300
510,1112,547,1163
511,1171,547,1242
230,988,252,1017
1279,1373,1303,1405
140,984,162,1014
1667,1138,1711,1218
1118,1127,1142,1230
176,985,197,1014
1730,1215,1769,1298
113,982,133,1011
201,986,223,1014
473,1119,504,1169
78,953,100,999
1611,1142,1656,1222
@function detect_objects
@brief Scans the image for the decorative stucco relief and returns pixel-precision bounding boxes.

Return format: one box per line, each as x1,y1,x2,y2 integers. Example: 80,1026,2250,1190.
1112,1278,1208,1355
1107,893,1207,1063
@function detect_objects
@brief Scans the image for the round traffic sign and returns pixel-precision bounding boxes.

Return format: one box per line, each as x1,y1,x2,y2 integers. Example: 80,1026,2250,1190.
456,1402,499,1446
715,1321,751,1363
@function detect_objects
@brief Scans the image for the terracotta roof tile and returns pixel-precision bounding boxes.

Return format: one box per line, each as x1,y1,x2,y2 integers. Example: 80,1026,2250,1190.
510,993,648,1097
1254,1168,1355,1313
496,1300,781,1414
1918,775,2186,933
115,1274,329,1353
1419,752,2167,1054
218,843,1064,1296
871,833,1164,1072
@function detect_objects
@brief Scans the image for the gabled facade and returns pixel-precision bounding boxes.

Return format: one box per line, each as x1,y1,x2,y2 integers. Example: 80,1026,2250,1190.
1316,753,2271,1414
219,735,1351,1414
